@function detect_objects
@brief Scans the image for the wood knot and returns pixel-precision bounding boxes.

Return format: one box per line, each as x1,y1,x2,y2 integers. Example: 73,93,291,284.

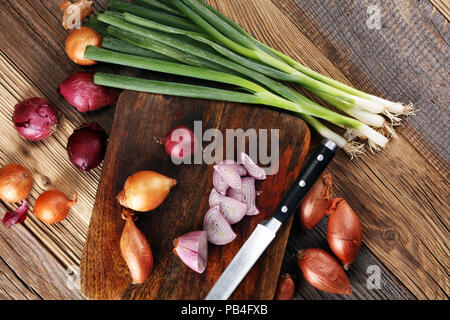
35,173,51,187
382,227,398,248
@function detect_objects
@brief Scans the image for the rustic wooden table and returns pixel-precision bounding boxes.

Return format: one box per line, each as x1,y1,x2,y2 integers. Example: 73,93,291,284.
0,0,448,300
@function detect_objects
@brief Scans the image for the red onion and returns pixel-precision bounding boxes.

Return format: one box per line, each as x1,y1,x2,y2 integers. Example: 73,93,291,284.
214,164,241,190
67,123,107,171
327,198,362,269
228,177,259,216
163,126,200,160
240,152,266,180
58,72,120,112
209,189,247,224
173,230,208,273
203,206,236,245
213,170,229,195
13,97,58,141
2,200,29,227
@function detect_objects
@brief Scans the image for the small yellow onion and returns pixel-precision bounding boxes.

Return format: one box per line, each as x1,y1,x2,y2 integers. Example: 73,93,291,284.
65,26,101,66
117,171,177,212
34,190,77,224
0,164,33,202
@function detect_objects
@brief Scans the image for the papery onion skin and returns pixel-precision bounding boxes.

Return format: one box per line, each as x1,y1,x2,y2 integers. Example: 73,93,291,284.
67,122,108,172
34,190,77,224
58,72,121,112
299,172,333,229
163,126,200,160
298,248,352,295
13,97,58,141
117,171,177,212
65,27,101,66
274,273,295,300
327,198,362,269
120,209,153,284
2,200,29,227
0,164,33,203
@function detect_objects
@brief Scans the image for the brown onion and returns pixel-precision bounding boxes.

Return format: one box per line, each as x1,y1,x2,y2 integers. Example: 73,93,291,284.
327,198,362,269
298,248,352,295
274,273,295,300
33,190,77,224
0,164,33,203
299,172,333,229
120,209,153,284
117,171,177,212
65,27,101,66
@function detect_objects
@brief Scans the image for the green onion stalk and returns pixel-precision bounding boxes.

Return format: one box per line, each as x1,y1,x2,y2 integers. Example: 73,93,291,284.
83,1,415,155
93,13,388,153
118,11,398,140
167,0,414,117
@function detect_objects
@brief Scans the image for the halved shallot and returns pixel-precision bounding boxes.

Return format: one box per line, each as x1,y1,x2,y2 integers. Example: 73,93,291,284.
240,152,266,180
208,189,247,224
203,206,236,245
228,177,259,216
173,230,208,273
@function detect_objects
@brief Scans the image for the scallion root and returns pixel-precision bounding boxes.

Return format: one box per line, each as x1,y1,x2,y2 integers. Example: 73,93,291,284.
343,141,366,160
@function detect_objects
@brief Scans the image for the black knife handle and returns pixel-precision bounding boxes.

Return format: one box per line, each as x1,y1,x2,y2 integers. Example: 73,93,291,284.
273,139,338,224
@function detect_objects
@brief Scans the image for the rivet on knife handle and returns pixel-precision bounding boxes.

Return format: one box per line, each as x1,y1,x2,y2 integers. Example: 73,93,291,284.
273,139,338,224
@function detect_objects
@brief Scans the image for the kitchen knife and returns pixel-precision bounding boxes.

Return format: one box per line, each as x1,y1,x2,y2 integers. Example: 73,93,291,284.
205,138,338,300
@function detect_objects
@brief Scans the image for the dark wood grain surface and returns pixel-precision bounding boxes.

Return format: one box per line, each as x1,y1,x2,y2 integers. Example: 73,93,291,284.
80,91,310,300
0,0,448,300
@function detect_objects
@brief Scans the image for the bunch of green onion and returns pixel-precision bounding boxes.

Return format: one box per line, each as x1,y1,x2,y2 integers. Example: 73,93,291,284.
85,0,413,157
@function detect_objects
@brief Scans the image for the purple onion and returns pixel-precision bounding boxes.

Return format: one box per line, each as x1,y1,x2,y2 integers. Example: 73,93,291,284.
228,177,260,216
58,72,121,113
13,97,58,141
240,152,267,180
203,206,236,245
67,122,108,172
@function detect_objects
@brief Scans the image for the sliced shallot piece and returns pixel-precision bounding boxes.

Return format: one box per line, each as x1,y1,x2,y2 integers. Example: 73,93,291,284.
213,170,229,195
219,197,247,224
220,160,247,176
214,164,241,190
228,177,259,216
209,188,223,207
240,152,267,180
203,206,236,245
209,189,247,224
173,230,208,273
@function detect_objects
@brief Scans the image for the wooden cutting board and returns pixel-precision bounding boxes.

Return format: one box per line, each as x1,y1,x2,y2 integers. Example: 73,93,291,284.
80,91,310,300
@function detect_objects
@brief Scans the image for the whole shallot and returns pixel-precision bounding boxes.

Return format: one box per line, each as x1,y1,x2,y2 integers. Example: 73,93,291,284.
327,198,362,269
120,209,153,284
299,172,333,229
298,248,352,295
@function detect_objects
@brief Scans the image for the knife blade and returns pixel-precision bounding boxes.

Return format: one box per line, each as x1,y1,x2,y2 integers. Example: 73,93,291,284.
205,139,338,300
